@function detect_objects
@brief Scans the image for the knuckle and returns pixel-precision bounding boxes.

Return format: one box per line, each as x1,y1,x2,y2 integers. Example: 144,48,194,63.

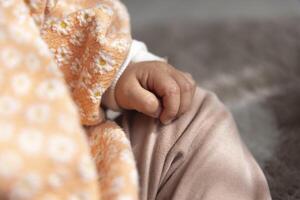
185,72,193,79
191,78,197,87
164,85,180,96
191,79,197,87
185,73,196,84
177,109,184,117
166,109,178,118
143,98,156,109
190,80,197,92
179,102,190,116
181,81,193,93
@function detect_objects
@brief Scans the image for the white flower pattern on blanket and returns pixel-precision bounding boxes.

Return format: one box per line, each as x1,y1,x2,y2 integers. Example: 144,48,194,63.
0,0,138,200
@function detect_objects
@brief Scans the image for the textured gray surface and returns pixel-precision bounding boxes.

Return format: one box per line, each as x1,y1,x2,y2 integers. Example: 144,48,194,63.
121,0,300,199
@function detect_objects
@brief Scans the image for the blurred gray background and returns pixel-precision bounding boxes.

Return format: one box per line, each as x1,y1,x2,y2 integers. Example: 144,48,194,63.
124,0,300,28
122,0,300,199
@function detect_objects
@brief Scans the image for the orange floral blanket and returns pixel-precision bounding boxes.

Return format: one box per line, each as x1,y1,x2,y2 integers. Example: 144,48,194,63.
0,0,138,199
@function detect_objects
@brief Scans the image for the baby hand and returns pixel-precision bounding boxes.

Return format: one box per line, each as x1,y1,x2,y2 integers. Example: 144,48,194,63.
115,61,196,124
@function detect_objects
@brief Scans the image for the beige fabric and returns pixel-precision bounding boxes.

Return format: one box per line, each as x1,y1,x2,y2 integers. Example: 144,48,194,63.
120,88,272,200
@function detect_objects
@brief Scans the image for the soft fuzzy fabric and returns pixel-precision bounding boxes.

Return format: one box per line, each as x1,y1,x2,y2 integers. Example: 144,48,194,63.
134,18,300,200
0,1,138,199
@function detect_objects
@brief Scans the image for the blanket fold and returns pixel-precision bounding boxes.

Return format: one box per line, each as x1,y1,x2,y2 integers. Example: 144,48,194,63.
0,0,138,199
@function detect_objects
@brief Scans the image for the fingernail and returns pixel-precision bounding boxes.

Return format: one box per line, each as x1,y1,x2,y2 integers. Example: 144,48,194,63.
163,119,172,125
153,108,162,118
153,111,160,118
